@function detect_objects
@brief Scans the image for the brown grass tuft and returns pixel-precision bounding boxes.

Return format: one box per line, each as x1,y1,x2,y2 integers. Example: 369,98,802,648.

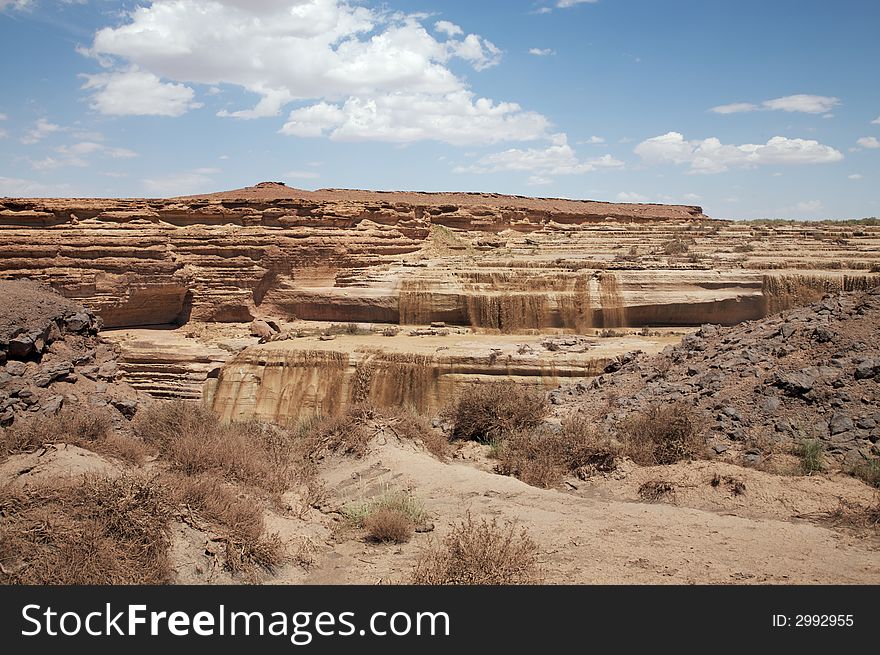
364,508,415,544
619,402,706,465
441,381,548,443
0,475,171,585
411,513,541,585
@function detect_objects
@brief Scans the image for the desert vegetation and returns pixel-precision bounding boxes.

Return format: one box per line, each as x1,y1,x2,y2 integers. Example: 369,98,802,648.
411,514,541,585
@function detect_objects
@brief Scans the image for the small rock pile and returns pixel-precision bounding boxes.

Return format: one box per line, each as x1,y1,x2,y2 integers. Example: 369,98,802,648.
1,280,142,428
555,287,880,468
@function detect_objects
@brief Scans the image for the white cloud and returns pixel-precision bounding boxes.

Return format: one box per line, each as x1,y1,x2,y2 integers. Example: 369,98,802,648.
872,116,880,125
617,192,648,202
82,68,202,117
580,135,605,144
434,20,463,37
454,133,623,176
528,48,554,56
762,94,840,114
192,167,220,175
557,0,599,7
711,95,840,115
0,113,7,120
57,141,137,159
81,1,524,143
848,174,863,180
710,102,758,115
21,118,62,144
527,176,553,186
282,91,550,145
635,131,843,173
856,136,880,149
0,129,6,139
284,170,320,180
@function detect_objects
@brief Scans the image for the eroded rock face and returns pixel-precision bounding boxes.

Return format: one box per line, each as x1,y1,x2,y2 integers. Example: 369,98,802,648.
4,186,879,332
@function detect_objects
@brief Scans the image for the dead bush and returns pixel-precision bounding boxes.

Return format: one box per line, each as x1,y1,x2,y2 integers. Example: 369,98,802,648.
442,381,548,443
303,404,378,459
711,473,747,496
619,402,706,465
133,401,296,494
411,513,540,585
638,480,676,502
364,508,414,544
663,239,689,255
0,475,172,584
167,473,285,574
1,407,148,465
390,408,448,460
494,417,620,488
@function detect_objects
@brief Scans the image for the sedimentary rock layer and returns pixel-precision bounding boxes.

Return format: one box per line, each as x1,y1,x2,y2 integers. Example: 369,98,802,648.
2,183,879,331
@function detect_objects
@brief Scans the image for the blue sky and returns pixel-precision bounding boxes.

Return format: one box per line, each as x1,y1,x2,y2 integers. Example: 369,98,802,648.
1,0,878,219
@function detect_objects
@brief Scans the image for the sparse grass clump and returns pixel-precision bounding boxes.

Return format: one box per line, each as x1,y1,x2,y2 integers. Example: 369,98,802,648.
1,408,148,465
851,457,880,488
344,489,426,544
619,402,705,465
798,439,825,475
411,514,540,585
322,323,371,336
442,381,548,443
0,475,172,585
663,239,689,255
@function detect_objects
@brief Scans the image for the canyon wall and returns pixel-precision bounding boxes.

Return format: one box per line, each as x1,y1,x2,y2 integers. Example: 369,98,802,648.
4,183,878,332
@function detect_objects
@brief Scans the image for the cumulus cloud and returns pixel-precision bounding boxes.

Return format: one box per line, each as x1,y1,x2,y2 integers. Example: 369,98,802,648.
78,1,535,144
711,94,840,115
635,131,843,174
856,136,880,149
454,133,623,176
281,91,550,145
81,68,202,117
21,118,62,144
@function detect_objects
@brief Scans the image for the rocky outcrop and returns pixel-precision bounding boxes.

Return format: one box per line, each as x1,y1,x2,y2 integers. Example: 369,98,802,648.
0,281,143,428
554,286,880,466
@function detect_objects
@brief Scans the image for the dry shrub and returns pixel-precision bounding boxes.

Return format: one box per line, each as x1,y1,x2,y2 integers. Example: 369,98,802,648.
345,489,426,529
619,402,705,465
302,404,378,459
364,508,414,544
442,381,548,443
390,408,448,460
168,473,284,574
133,401,297,494
0,475,171,584
1,407,148,465
411,513,540,585
711,473,747,496
638,480,676,502
821,499,880,535
663,239,689,255
494,417,620,488
1,407,112,454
